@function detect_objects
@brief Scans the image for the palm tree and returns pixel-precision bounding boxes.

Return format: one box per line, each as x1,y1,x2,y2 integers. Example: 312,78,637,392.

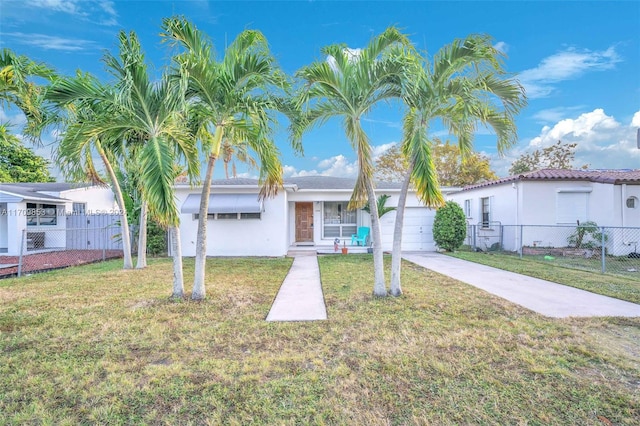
363,194,396,218
390,35,527,296
48,31,200,296
0,48,55,141
49,86,136,270
162,17,285,300
293,27,412,296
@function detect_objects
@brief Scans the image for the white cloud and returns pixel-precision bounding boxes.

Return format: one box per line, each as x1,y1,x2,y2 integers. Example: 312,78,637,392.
285,142,395,178
1,32,99,51
492,108,640,176
494,41,508,54
25,0,118,26
519,46,621,98
372,142,396,158
28,0,81,15
0,109,27,127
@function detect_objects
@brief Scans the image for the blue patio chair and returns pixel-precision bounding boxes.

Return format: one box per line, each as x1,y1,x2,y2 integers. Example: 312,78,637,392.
351,227,370,246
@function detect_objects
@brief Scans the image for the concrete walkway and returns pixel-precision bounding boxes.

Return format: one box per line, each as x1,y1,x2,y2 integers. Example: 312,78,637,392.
403,252,640,318
266,255,327,321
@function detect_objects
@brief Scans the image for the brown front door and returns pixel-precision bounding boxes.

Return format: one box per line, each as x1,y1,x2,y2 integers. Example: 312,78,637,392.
295,202,314,243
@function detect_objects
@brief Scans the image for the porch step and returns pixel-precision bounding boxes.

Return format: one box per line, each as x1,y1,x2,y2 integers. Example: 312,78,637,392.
286,245,371,257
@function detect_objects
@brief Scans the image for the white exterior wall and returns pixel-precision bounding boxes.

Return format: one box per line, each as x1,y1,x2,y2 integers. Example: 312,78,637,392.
449,180,640,254
288,190,369,246
0,202,7,251
55,186,118,213
449,184,518,251
175,187,290,257
289,190,446,251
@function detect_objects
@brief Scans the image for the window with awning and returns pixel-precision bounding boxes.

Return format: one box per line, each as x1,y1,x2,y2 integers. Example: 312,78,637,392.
181,194,263,219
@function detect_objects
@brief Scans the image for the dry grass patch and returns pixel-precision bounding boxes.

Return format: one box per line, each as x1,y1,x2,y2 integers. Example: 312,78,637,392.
0,255,638,424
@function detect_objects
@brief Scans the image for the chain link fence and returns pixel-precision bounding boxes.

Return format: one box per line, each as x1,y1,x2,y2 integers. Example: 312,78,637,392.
0,214,125,278
465,223,640,278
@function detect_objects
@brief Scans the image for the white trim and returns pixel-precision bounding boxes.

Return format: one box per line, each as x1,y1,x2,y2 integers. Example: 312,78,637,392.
555,188,593,193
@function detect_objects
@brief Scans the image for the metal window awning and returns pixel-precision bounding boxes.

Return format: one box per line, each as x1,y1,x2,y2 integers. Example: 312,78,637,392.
181,193,263,214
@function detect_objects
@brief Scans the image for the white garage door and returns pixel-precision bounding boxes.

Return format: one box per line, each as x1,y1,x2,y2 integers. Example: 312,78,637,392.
379,207,436,251
401,207,436,251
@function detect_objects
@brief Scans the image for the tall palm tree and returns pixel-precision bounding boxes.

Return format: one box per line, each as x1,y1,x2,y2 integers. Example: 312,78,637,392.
48,31,200,296
49,85,135,270
294,27,412,296
162,17,285,300
390,35,527,296
0,48,55,141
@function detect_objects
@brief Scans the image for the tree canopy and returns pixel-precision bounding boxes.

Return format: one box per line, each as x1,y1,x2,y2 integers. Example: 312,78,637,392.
508,140,588,175
375,140,498,186
0,124,54,182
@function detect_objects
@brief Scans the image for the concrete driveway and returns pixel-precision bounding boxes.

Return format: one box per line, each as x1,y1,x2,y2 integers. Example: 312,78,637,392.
403,252,640,318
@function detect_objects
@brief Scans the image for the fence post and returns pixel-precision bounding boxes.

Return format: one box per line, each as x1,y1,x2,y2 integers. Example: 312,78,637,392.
519,225,523,259
472,225,476,251
18,229,26,277
601,226,606,274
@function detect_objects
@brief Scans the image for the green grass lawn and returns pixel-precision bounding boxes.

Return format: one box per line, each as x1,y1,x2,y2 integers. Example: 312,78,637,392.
1,256,639,424
448,251,640,304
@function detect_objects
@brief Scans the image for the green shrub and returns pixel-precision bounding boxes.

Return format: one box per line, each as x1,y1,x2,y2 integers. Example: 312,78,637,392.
567,220,607,249
433,201,467,251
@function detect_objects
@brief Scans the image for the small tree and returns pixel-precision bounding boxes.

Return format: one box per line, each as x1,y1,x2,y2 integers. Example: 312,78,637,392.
433,201,467,251
509,140,588,175
567,220,607,249
362,194,396,218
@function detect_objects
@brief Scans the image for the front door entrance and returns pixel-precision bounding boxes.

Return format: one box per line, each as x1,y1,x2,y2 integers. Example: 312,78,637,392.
295,202,314,243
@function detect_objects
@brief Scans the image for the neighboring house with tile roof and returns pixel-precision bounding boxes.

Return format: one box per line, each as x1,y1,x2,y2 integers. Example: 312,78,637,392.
0,183,117,255
447,169,640,255
175,176,459,256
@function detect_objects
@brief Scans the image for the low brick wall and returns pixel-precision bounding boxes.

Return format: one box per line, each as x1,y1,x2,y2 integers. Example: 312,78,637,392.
522,246,601,258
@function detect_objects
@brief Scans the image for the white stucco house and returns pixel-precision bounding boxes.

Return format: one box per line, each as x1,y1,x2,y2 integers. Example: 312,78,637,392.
447,169,640,255
175,176,458,257
0,183,117,255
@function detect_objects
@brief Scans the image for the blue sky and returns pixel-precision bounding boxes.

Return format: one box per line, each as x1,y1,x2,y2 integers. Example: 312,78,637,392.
2,0,639,179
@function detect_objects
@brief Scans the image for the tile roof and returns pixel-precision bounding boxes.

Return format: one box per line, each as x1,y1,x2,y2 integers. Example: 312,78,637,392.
460,169,640,191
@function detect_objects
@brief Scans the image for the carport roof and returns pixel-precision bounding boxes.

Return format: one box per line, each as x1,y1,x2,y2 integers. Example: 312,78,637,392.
0,184,71,203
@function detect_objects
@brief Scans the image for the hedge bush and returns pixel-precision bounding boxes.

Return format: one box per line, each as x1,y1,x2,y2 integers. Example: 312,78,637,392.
433,201,466,251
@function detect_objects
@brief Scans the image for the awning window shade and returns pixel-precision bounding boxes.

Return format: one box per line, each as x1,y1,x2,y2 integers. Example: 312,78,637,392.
181,194,263,214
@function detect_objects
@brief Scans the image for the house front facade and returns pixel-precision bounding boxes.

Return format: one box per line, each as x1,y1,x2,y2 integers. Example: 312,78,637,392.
447,169,640,255
0,183,117,255
175,176,458,257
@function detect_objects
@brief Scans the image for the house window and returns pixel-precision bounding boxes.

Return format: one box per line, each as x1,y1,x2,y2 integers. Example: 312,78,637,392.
72,203,86,214
556,192,589,224
626,197,637,209
217,213,239,220
480,197,490,228
464,199,471,218
323,202,357,238
26,203,58,226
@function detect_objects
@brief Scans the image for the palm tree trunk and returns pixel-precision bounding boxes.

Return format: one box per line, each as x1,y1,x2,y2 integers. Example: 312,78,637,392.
136,200,148,269
390,169,412,296
170,225,185,298
99,149,133,269
192,126,224,300
365,180,387,297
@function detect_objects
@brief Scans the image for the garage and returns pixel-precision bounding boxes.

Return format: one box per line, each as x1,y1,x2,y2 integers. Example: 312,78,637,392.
379,207,437,251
